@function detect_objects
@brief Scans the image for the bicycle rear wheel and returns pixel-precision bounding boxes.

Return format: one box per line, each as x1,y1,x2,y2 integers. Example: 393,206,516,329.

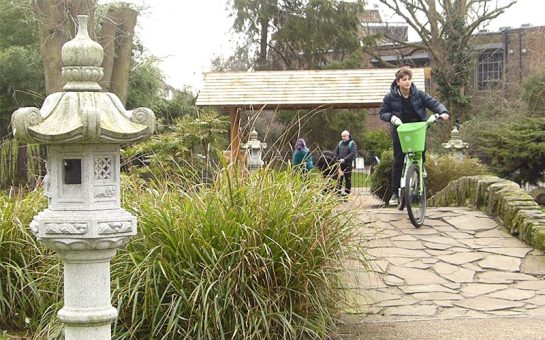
405,163,426,227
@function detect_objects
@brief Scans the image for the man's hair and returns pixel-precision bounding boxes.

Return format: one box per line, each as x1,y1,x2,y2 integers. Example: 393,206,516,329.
395,67,412,81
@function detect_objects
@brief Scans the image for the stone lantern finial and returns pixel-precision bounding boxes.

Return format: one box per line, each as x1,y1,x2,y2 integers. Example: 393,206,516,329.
62,15,104,91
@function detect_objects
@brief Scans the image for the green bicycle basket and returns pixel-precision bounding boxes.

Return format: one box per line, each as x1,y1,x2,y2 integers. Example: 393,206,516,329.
397,122,427,153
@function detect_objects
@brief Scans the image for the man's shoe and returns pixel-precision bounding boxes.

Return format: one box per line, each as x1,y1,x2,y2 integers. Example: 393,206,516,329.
388,194,399,206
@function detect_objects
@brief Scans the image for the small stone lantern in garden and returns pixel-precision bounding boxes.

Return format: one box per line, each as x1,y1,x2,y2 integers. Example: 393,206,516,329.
442,120,468,161
242,128,267,171
11,16,154,340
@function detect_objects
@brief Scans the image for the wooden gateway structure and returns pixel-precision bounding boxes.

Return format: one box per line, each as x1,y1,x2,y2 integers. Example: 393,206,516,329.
195,68,427,161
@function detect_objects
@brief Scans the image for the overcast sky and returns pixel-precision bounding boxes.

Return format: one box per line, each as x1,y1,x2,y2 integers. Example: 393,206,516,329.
99,0,545,92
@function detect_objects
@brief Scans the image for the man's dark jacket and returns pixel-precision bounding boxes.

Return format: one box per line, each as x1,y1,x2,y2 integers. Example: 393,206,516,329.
334,139,357,165
379,80,448,123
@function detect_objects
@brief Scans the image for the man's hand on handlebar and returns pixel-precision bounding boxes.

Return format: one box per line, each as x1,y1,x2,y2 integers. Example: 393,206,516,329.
391,116,403,126
439,112,450,121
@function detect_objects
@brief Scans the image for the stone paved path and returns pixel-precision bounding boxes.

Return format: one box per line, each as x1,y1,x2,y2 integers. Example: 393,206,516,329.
340,191,545,337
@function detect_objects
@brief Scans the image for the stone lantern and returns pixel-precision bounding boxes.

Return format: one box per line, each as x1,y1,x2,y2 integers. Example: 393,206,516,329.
242,128,267,171
11,16,154,340
442,121,468,161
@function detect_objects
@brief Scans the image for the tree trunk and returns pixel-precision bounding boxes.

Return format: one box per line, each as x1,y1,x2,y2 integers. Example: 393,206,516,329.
108,6,138,106
98,6,119,92
33,0,72,95
258,16,269,70
16,143,28,185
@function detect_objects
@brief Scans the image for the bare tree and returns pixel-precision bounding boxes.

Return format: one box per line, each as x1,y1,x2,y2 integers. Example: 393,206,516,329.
378,0,516,120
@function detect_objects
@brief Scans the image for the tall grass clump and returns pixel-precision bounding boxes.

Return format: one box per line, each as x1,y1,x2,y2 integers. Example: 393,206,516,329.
0,189,62,334
110,167,357,339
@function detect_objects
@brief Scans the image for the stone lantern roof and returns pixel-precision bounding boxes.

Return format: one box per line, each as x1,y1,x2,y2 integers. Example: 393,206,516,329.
11,15,154,144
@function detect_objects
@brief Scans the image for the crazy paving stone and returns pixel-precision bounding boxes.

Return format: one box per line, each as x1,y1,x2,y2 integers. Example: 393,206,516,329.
437,253,487,265
399,284,457,294
514,280,545,290
461,283,509,298
486,288,536,301
481,247,533,258
521,255,545,275
411,292,463,301
525,295,545,306
444,215,498,231
453,296,524,311
378,297,419,307
388,266,447,285
367,248,430,259
478,255,522,272
392,241,426,250
477,271,537,284
423,242,453,250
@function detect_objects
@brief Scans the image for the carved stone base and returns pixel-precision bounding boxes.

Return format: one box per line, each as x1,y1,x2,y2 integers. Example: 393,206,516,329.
30,208,136,250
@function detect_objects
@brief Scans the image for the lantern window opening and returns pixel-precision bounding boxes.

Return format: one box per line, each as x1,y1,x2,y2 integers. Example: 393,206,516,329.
63,159,82,184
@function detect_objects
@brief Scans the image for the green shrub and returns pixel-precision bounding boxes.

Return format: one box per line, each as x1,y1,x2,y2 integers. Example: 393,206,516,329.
0,189,61,333
370,150,393,203
425,155,489,197
362,129,390,158
475,117,545,186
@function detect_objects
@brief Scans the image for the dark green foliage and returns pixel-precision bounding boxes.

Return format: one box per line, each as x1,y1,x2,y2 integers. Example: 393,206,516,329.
121,111,229,183
276,108,367,151
425,154,488,197
271,0,366,70
370,150,393,203
0,0,44,137
522,69,545,116
362,129,390,159
227,0,368,70
475,117,545,185
126,57,164,111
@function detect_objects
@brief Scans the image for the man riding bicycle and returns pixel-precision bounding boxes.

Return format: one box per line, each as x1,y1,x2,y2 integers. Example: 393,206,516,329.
379,67,450,206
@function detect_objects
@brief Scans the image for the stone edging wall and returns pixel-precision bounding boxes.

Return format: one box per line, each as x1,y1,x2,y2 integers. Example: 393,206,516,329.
428,175,545,250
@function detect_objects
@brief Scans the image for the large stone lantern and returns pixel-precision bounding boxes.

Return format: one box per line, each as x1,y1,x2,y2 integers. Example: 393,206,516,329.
242,128,266,171
11,16,154,340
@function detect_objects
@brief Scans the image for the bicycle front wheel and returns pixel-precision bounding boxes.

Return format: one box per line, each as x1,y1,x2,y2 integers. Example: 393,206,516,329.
405,163,426,227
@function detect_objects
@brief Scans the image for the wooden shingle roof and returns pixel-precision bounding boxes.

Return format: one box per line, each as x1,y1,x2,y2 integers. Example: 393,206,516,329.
195,68,426,110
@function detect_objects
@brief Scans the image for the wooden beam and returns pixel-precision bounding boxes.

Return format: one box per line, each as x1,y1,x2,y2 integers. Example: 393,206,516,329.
229,107,241,163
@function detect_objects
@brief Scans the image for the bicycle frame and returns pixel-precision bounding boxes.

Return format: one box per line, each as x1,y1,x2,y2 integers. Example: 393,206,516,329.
399,151,424,197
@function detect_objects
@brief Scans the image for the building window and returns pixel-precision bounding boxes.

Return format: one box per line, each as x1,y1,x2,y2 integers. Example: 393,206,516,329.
476,49,504,91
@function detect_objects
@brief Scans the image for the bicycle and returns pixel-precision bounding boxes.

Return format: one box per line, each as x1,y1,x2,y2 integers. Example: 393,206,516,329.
395,114,442,228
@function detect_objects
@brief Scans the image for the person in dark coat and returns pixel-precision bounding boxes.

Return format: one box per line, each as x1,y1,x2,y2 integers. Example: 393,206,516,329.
379,67,450,206
334,130,357,196
292,138,313,173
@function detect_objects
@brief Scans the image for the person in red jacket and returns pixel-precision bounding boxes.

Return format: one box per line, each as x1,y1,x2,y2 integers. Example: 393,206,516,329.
379,67,450,206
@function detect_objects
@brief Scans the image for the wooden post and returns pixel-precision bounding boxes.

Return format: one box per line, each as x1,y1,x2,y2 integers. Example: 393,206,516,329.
229,107,241,163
